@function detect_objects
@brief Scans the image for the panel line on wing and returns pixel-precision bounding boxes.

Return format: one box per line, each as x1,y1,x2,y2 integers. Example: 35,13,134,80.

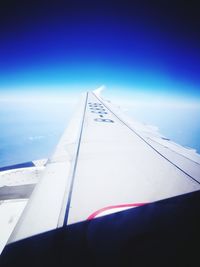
92,92,200,185
148,137,200,166
61,92,89,225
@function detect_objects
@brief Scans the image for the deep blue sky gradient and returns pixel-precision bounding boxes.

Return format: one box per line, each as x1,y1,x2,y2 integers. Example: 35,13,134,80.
0,0,200,98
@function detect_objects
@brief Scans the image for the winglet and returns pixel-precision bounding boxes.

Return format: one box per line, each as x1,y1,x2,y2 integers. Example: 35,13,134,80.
93,85,106,96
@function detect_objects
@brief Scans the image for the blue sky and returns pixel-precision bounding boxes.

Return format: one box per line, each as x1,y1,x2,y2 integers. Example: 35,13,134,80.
0,0,200,165
0,0,200,98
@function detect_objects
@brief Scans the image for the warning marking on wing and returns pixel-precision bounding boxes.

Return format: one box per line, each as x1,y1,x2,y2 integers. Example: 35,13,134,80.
87,203,147,220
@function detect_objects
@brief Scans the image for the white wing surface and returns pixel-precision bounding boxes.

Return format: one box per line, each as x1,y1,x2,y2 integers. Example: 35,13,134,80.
3,90,200,246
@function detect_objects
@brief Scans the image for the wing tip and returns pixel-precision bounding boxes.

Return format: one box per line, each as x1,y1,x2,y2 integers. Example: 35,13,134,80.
93,85,106,96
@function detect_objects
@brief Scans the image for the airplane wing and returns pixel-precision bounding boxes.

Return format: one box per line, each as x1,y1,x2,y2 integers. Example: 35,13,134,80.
0,89,200,258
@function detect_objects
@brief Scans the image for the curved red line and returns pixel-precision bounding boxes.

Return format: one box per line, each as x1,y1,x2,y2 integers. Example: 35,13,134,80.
87,203,147,220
